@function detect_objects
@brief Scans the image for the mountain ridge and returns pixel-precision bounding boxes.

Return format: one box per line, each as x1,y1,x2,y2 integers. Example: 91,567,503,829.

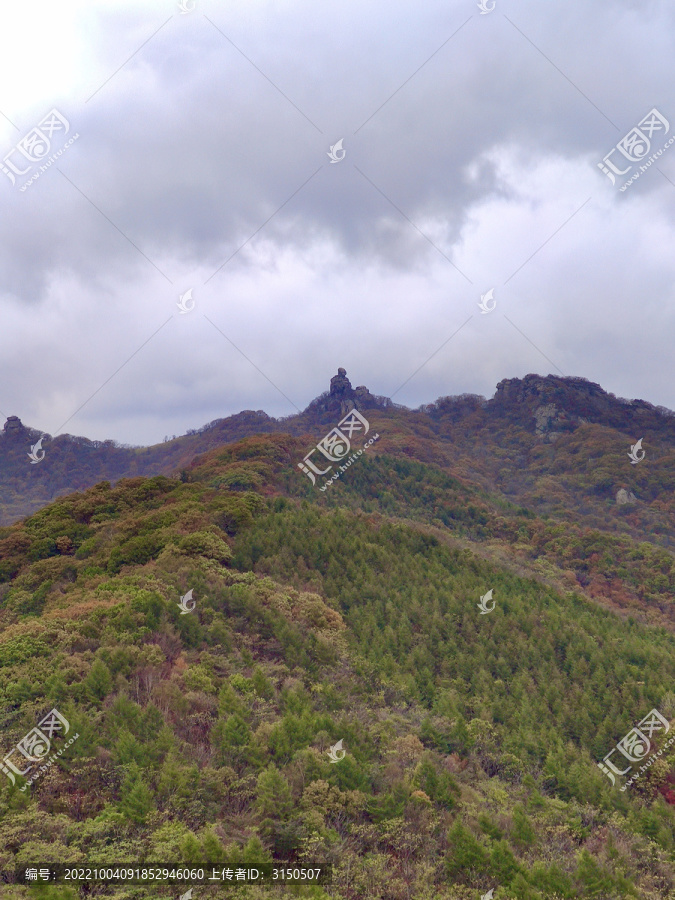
1,376,674,898
1,370,674,527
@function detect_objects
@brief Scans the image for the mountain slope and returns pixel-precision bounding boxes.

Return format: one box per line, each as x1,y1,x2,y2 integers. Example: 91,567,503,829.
0,432,674,899
3,370,675,544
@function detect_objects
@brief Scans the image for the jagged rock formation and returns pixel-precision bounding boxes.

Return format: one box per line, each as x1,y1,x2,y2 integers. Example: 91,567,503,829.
329,368,356,418
329,368,351,398
3,416,26,437
533,404,570,442
491,376,593,440
490,374,675,440
302,368,391,423
616,489,638,505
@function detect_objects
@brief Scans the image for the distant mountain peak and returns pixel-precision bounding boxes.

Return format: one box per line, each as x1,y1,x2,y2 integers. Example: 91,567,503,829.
3,416,28,438
490,373,675,439
329,367,352,399
493,374,605,405
4,370,674,526
303,368,392,421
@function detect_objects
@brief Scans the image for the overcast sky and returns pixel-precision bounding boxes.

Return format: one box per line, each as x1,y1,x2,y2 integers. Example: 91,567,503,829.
1,0,674,445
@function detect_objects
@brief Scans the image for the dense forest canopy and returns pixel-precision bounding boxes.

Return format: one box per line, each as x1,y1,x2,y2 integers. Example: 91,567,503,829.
0,377,674,898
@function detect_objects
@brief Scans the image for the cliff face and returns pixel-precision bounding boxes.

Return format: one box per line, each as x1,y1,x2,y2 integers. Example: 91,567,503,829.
487,374,675,441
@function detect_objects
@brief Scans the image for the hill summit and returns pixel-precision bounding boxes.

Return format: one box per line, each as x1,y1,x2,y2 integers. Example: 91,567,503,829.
0,370,674,898
1,370,674,526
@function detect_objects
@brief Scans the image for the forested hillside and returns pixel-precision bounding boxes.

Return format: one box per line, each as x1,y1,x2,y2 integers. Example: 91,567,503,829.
4,371,675,544
0,429,674,898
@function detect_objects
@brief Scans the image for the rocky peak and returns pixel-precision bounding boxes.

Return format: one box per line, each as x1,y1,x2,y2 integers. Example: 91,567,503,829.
489,376,587,439
488,374,675,440
303,369,390,423
493,374,605,408
330,367,351,399
3,416,26,437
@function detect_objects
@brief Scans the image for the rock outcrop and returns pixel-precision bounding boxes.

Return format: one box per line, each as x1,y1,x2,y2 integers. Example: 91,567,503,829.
489,374,675,441
2,370,674,527
329,368,356,418
616,489,637,505
534,404,568,441
303,368,389,423
3,416,26,437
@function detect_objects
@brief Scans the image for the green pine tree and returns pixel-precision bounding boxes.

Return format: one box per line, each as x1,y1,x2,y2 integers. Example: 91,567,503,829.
85,659,112,701
512,803,536,848
446,820,490,879
575,850,615,897
180,832,203,866
119,763,154,824
255,764,293,819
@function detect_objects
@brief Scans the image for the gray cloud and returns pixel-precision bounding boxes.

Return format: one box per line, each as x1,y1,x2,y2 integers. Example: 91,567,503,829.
1,0,674,444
